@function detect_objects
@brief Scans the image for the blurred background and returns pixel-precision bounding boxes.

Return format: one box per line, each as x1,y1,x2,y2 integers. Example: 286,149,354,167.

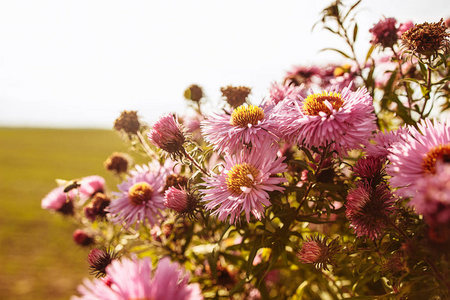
0,0,448,299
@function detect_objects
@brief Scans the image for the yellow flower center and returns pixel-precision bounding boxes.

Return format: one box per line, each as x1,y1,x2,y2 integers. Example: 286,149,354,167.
422,144,450,174
128,182,153,206
302,91,344,116
226,163,259,194
230,105,265,127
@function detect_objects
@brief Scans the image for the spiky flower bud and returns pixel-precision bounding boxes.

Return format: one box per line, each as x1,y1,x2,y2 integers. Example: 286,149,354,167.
148,114,186,157
87,248,118,278
297,236,341,271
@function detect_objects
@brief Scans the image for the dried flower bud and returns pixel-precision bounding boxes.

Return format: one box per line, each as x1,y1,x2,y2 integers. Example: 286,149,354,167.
353,155,385,186
401,19,450,59
164,173,189,191
297,236,341,271
87,248,118,278
113,110,141,135
184,84,204,102
73,229,94,246
148,114,186,156
84,192,111,222
104,152,130,174
221,85,251,108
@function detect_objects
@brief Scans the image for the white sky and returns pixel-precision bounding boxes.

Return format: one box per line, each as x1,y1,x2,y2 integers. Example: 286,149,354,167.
0,0,449,128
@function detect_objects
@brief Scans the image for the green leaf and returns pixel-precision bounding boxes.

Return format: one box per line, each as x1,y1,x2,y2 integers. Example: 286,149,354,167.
246,236,262,277
229,278,247,295
365,44,375,64
352,23,358,42
320,47,352,59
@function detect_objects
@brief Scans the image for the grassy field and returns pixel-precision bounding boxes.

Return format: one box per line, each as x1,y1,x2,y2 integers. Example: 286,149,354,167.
0,128,130,299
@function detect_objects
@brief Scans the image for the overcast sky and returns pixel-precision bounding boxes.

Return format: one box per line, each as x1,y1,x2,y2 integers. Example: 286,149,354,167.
0,0,449,128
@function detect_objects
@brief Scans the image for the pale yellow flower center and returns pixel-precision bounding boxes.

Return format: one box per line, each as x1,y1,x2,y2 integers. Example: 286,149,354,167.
128,182,153,206
226,163,259,194
302,91,343,116
230,105,265,127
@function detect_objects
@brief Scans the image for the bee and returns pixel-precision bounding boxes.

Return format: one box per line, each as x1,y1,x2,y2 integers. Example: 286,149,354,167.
63,181,81,193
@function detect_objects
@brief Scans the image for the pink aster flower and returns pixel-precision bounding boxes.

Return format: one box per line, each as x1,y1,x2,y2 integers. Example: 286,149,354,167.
200,142,287,224
346,182,395,239
108,164,166,228
41,185,74,215
365,126,410,158
369,17,399,48
410,162,450,226
201,104,280,154
262,82,306,109
387,119,450,197
68,175,106,204
148,114,187,157
274,84,377,154
72,256,203,300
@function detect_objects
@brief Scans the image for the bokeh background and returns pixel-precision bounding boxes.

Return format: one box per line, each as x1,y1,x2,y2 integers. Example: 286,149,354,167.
0,0,448,299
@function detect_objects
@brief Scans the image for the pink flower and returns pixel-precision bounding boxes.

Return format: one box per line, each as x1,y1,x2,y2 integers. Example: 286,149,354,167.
41,186,73,215
68,175,106,204
297,236,341,271
164,187,199,217
108,164,166,228
353,155,385,184
72,256,203,300
200,142,287,224
365,126,410,158
284,65,321,86
369,17,399,48
201,104,280,154
274,84,377,155
148,114,186,156
346,182,395,239
262,82,306,109
387,119,450,197
398,20,414,36
410,163,450,226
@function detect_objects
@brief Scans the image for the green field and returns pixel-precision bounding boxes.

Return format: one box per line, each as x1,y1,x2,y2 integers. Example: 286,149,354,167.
0,128,130,299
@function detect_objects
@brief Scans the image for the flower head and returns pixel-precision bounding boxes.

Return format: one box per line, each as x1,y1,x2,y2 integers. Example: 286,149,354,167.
369,17,399,48
164,187,199,218
113,110,141,135
201,142,287,224
108,164,166,228
72,256,203,300
84,192,111,222
148,114,186,157
353,155,385,186
104,152,130,174
184,84,204,102
68,175,106,205
284,65,321,86
401,19,450,59
387,119,450,197
88,248,118,278
297,236,341,271
41,186,73,215
365,126,410,158
201,104,280,154
73,229,94,246
275,84,377,154
410,162,450,226
346,182,395,239
220,85,251,108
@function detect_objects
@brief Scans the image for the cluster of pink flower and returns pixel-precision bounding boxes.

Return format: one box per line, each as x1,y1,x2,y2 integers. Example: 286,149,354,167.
40,7,450,298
